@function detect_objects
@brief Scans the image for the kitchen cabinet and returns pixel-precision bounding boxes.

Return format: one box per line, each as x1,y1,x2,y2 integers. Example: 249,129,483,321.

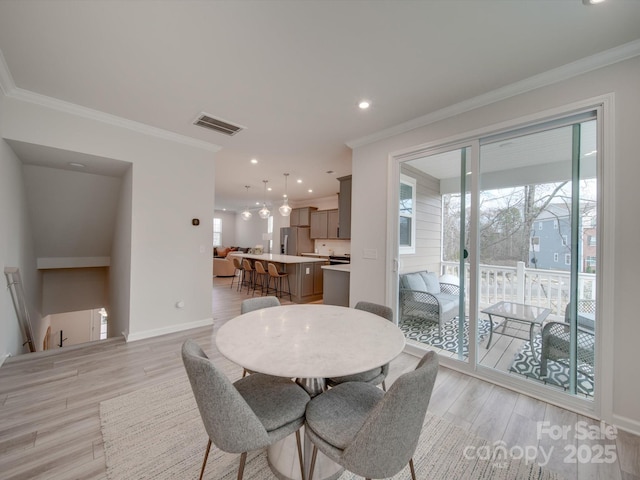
338,175,351,238
322,264,350,306
297,261,327,297
310,209,339,239
310,210,327,238
327,209,339,238
290,206,317,227
313,262,325,294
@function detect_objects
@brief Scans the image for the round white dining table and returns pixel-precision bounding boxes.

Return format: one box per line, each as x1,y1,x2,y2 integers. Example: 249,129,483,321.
215,304,406,480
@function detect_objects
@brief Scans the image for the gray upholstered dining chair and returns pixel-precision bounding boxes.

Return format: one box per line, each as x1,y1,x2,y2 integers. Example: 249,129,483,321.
241,295,281,314
240,296,281,376
305,350,439,480
327,301,393,391
181,339,309,480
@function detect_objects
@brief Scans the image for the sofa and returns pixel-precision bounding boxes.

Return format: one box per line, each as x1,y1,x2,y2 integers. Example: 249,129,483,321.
399,271,460,335
213,256,237,277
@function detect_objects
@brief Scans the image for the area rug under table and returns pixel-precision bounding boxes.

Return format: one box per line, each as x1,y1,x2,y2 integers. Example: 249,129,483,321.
100,368,563,480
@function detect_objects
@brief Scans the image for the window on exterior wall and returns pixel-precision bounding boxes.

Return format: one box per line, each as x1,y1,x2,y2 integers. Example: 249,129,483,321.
562,234,568,246
213,218,222,246
565,253,571,265
588,235,596,246
399,174,416,255
554,253,559,262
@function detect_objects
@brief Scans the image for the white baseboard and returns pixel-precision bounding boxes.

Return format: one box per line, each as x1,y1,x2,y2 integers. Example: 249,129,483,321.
124,318,214,342
611,413,640,437
0,353,11,367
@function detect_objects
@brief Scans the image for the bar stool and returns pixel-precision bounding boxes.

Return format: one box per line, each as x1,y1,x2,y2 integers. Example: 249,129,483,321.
252,261,270,296
230,256,244,291
267,263,292,302
242,259,255,294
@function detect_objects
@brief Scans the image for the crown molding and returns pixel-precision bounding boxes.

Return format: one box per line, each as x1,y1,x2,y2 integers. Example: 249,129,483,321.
0,48,221,153
347,39,640,149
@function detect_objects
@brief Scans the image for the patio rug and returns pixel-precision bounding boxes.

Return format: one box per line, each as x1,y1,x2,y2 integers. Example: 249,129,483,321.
100,373,564,480
509,334,594,397
399,317,491,356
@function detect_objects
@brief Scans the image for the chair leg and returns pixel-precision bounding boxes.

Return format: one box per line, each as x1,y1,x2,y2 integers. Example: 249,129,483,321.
295,429,305,480
409,458,417,480
199,439,212,480
237,451,247,480
308,445,318,480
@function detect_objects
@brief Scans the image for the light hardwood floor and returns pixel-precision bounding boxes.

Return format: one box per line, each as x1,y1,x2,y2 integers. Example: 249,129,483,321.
0,276,638,480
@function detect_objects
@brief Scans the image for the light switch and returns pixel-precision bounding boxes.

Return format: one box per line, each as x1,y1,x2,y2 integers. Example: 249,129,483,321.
363,248,378,260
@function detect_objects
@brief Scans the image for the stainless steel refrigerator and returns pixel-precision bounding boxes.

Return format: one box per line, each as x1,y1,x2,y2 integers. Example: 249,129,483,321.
280,227,313,256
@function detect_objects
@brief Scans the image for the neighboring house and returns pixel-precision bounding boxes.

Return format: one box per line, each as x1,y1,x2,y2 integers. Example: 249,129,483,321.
530,205,573,271
530,204,597,273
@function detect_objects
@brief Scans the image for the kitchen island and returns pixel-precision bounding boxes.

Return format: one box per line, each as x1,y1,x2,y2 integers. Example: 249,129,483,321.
321,263,350,307
229,252,328,303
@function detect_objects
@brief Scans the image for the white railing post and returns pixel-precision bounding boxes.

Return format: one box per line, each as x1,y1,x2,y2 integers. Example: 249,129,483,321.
516,261,525,304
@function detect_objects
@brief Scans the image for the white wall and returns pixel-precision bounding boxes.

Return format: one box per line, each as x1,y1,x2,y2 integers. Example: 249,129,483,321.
109,165,132,339
214,209,237,248
0,96,42,360
235,213,271,250
41,267,108,316
2,95,217,342
351,57,640,433
23,164,122,258
48,310,93,348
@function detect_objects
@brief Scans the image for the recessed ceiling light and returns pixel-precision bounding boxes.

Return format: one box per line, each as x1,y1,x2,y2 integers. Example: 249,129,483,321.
308,189,313,193
358,100,371,110
68,162,86,168
297,179,302,183
582,0,606,4
267,187,272,191
250,158,258,164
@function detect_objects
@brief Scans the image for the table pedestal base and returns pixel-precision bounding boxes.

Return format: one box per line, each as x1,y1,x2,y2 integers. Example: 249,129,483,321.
266,377,344,480
267,427,343,480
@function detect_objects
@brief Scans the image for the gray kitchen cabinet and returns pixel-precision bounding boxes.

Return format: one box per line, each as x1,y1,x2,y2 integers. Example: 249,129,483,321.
338,175,351,238
290,206,316,227
327,209,339,238
310,209,339,239
310,210,327,238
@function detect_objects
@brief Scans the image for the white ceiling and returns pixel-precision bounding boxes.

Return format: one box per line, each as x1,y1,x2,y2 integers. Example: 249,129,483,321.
1,0,639,212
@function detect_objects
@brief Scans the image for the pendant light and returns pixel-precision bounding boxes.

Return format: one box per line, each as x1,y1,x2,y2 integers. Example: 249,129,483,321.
279,173,292,217
240,185,252,221
258,180,270,219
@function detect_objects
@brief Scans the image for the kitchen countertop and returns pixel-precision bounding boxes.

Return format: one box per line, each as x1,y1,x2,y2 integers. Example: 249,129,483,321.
321,264,351,272
229,252,328,264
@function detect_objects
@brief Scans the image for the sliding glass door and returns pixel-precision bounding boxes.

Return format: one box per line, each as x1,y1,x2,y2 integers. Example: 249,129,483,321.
476,113,597,399
398,146,471,362
395,108,599,401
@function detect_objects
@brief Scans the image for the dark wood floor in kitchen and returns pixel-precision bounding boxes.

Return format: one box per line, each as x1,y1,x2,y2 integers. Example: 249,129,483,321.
0,275,637,480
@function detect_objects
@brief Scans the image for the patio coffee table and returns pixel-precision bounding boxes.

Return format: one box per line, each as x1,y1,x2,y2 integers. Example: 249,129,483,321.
482,301,551,349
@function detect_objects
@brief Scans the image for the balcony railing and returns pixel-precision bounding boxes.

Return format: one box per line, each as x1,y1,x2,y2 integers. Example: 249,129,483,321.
441,261,596,317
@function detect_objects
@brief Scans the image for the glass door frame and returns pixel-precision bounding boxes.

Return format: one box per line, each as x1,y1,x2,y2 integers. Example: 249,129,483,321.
387,97,612,418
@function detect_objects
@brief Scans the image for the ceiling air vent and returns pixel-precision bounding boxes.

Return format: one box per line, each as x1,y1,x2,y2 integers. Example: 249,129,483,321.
193,113,244,136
